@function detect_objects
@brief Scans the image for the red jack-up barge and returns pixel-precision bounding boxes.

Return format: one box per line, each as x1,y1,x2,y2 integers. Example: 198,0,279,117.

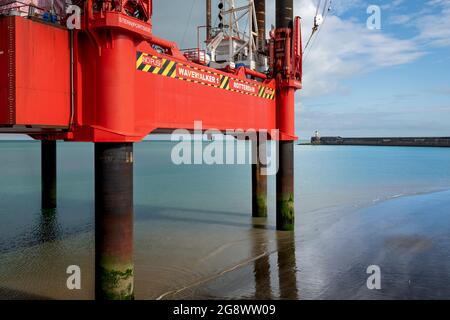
0,0,302,299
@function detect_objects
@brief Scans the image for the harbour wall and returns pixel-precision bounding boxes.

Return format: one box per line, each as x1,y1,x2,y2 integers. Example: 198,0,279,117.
310,137,450,147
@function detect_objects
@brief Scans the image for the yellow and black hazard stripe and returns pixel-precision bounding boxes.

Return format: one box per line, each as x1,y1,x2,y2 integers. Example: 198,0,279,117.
136,51,275,100
258,85,276,100
136,53,178,78
219,76,230,90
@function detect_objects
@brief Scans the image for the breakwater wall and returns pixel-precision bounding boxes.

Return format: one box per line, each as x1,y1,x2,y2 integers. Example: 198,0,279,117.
311,137,450,147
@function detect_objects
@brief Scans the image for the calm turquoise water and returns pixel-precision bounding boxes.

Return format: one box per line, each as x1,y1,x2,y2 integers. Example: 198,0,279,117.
0,141,450,299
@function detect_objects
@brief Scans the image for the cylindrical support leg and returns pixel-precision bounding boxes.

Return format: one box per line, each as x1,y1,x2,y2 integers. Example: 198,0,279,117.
252,137,267,218
206,0,212,40
276,141,294,231
255,0,266,51
95,143,134,300
41,140,57,210
276,0,294,29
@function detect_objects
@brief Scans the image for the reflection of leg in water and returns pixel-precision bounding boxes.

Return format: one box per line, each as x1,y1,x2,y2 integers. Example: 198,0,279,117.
252,228,272,300
277,232,298,299
38,208,60,243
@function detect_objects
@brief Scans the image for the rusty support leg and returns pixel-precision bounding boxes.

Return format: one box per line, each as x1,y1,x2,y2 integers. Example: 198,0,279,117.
276,0,294,29
95,143,134,300
252,137,267,218
206,0,212,40
276,141,294,231
41,140,57,210
255,0,266,51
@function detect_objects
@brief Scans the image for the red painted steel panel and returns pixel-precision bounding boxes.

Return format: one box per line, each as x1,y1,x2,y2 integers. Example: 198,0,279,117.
0,16,70,130
0,11,300,142
134,43,277,134
67,34,277,142
0,17,14,125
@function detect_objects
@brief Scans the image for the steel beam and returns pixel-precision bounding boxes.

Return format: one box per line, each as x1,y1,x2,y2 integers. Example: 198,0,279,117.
95,143,134,300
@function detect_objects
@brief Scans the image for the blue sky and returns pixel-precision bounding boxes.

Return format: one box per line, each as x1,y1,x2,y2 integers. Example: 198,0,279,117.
151,0,450,138
295,0,450,138
1,0,449,140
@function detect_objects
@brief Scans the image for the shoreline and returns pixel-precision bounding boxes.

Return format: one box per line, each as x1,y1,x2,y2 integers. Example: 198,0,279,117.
167,188,450,300
299,143,450,148
0,187,450,299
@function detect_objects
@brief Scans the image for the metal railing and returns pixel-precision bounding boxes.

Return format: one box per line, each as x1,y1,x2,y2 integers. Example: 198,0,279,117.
0,1,65,24
181,48,208,65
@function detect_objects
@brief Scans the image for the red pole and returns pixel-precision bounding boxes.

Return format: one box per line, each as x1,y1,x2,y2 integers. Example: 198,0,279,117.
96,34,135,135
275,0,296,231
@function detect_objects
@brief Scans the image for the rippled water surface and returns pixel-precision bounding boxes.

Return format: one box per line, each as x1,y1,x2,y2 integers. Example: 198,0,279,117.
0,141,450,299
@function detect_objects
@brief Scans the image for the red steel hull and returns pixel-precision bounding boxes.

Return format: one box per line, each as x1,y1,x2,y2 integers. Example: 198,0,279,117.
0,14,297,142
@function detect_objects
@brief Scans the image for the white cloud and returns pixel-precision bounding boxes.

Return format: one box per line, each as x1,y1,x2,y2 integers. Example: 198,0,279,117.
153,0,437,100
328,0,365,14
297,101,450,138
388,14,412,25
416,0,450,47
381,0,405,10
294,0,424,98
427,0,450,6
151,0,444,102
